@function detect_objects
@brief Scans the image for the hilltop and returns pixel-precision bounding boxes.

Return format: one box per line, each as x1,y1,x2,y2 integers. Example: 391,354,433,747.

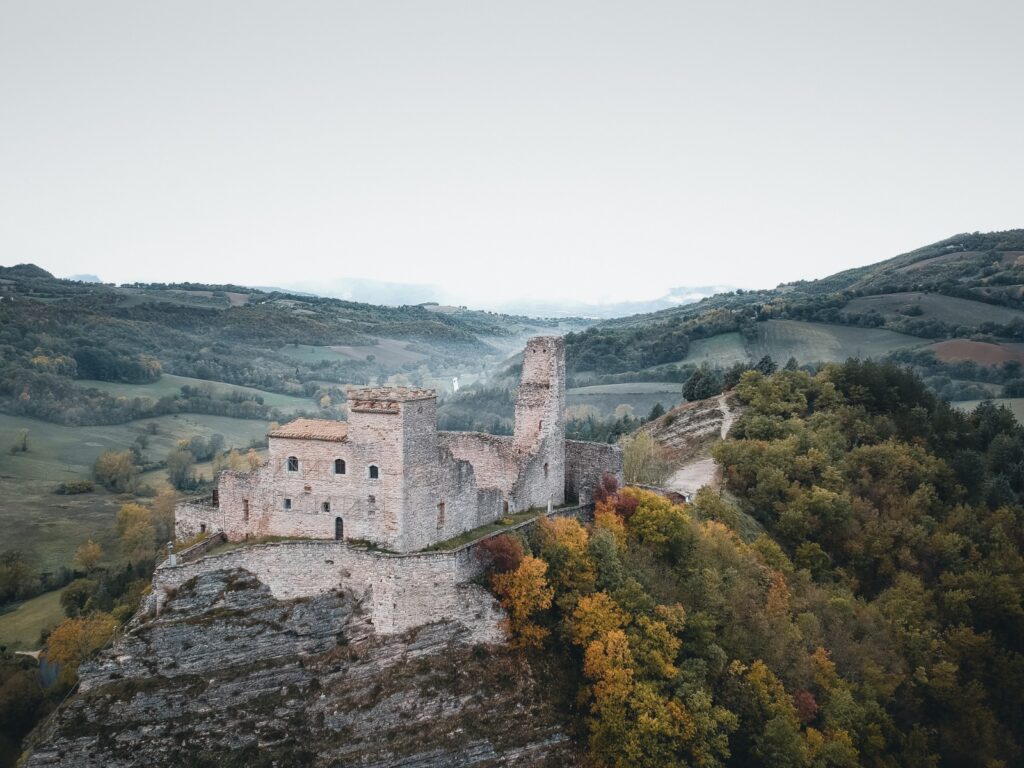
565,230,1024,400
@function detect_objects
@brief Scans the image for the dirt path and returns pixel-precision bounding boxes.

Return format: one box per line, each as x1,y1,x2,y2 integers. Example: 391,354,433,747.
665,394,737,499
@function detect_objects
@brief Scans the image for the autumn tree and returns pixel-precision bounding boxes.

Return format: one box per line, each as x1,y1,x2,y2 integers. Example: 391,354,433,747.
92,450,138,492
116,503,156,562
46,612,118,684
490,555,554,647
73,540,102,572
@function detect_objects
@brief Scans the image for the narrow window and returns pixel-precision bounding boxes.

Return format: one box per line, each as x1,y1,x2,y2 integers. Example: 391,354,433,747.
287,456,299,472
242,499,250,521
283,497,292,510
437,501,445,529
335,517,344,540
322,501,331,513
368,464,379,480
502,500,509,515
544,462,549,479
212,489,219,507
334,459,346,475
200,523,207,534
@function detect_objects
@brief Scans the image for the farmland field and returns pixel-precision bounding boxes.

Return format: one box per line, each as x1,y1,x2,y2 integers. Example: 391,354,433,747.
76,374,312,413
928,340,1024,366
843,292,1024,326
682,333,750,366
750,320,925,363
0,589,64,650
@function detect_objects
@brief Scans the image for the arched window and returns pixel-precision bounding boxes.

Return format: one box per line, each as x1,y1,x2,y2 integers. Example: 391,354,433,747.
543,462,549,479
335,517,344,540
368,464,379,480
287,456,299,472
334,459,346,475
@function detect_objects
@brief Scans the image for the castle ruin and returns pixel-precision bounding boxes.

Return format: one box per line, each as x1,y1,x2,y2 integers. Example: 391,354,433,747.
176,336,622,553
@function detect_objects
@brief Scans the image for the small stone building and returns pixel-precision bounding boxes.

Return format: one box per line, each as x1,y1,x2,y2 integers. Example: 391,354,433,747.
176,336,622,553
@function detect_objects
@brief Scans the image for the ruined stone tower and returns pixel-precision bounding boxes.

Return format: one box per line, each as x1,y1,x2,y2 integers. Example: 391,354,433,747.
512,336,566,509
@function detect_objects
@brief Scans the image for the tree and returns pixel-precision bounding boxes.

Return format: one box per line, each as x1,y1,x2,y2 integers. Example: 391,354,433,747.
490,555,554,646
60,578,97,618
10,428,29,454
73,540,102,572
620,431,672,485
683,364,722,401
0,551,39,605
569,592,629,647
165,446,196,490
151,488,177,545
46,612,118,684
93,450,137,492
246,449,261,470
647,402,666,421
116,503,156,562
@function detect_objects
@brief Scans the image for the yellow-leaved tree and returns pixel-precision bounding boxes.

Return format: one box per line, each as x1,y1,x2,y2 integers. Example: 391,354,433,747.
46,612,118,685
490,555,554,647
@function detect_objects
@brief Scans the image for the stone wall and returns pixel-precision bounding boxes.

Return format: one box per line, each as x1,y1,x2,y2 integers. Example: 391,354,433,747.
565,439,624,503
158,502,595,641
151,540,503,641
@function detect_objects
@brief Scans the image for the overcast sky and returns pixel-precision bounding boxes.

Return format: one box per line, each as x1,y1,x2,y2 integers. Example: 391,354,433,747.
1,1,1022,305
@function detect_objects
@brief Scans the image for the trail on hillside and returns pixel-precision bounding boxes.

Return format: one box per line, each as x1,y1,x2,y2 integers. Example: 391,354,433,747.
664,393,737,499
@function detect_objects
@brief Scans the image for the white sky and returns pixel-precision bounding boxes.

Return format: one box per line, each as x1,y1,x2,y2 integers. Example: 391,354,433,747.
1,1,1022,305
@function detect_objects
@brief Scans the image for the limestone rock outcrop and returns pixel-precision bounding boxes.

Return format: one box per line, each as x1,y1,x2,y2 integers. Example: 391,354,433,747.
25,569,574,767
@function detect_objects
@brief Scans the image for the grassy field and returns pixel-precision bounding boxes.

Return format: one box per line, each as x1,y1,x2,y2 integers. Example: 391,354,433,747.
683,333,750,367
0,413,271,572
750,320,924,364
0,589,64,650
76,373,311,413
843,292,1024,326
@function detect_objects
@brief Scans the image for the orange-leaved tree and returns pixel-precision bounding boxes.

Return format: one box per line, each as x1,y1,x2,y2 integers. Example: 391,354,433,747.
490,555,554,647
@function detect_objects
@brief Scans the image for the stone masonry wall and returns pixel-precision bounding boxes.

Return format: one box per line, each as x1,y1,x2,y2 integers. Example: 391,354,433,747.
565,439,624,503
159,502,594,642
437,432,518,497
151,540,504,641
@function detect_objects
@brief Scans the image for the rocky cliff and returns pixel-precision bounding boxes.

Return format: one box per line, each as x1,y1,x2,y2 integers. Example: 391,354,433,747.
24,569,575,767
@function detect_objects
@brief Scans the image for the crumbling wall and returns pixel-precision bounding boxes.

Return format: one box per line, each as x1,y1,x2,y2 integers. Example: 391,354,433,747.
565,439,624,503
437,432,518,494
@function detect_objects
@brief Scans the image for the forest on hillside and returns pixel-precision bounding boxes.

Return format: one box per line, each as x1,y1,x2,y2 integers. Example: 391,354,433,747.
481,360,1024,767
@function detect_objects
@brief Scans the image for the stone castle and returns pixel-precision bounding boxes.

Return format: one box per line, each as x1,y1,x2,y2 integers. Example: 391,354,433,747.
176,336,622,553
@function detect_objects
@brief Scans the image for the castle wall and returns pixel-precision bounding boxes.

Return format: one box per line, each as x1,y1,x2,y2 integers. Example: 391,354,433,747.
159,501,595,641
437,432,518,496
150,540,502,641
565,439,624,503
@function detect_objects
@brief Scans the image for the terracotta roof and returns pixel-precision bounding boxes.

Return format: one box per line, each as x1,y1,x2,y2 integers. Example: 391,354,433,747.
268,418,349,442
346,386,436,402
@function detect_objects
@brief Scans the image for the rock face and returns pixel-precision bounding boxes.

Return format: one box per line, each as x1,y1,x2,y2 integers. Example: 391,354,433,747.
25,569,575,767
643,392,741,456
